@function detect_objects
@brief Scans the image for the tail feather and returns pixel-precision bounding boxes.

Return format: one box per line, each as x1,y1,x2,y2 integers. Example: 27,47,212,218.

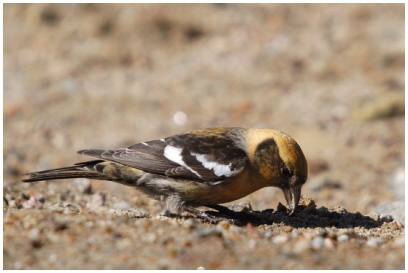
22,160,108,182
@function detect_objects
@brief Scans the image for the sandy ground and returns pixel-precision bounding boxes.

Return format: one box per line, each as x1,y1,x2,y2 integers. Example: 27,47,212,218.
3,3,405,269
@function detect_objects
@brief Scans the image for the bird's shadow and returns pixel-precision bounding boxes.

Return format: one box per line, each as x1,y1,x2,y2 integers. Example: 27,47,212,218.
177,204,382,229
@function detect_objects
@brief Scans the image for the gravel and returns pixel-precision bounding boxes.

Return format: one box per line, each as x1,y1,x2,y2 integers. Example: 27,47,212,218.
4,3,404,270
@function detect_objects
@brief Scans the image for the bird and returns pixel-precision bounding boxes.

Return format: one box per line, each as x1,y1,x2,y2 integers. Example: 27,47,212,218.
22,127,308,223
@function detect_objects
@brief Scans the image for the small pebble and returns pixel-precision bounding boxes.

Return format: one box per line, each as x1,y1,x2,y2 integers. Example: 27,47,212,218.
28,228,40,241
337,234,349,242
366,238,385,247
329,205,347,214
8,199,18,209
263,230,273,239
369,213,380,221
311,236,325,250
272,235,289,244
48,202,78,214
22,196,43,209
338,229,351,235
228,201,253,212
216,220,230,230
379,214,393,223
372,200,404,223
28,228,42,248
110,208,145,218
291,229,299,238
63,203,80,214
283,226,294,233
324,237,335,250
197,266,205,270
173,111,187,126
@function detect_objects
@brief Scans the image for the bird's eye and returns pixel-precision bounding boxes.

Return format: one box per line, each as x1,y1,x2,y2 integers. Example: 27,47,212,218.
281,166,292,177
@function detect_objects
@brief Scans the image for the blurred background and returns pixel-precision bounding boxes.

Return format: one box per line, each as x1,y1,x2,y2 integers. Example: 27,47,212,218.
4,3,404,216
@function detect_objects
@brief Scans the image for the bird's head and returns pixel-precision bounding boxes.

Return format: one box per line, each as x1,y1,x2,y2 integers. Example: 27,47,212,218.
248,129,308,215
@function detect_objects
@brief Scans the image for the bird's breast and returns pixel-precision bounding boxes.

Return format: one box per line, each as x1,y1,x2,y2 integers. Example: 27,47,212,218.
180,169,267,206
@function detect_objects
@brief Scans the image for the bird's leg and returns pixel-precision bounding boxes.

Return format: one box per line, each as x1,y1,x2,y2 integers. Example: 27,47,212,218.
183,206,239,225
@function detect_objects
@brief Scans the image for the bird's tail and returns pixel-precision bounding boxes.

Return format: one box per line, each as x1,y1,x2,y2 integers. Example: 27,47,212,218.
22,160,111,182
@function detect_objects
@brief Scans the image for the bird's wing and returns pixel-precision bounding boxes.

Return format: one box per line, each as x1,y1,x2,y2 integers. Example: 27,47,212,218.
78,130,248,182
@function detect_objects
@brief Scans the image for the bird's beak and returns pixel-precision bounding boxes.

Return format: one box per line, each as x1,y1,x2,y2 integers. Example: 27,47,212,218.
283,185,301,216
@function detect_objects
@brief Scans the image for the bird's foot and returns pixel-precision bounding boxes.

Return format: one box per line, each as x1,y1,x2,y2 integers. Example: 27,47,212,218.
183,206,245,225
183,205,250,225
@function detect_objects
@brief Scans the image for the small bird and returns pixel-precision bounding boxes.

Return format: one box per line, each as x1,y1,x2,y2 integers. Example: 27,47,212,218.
23,127,308,223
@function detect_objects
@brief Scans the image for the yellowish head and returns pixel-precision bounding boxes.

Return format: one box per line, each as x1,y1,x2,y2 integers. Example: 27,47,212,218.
246,129,308,214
